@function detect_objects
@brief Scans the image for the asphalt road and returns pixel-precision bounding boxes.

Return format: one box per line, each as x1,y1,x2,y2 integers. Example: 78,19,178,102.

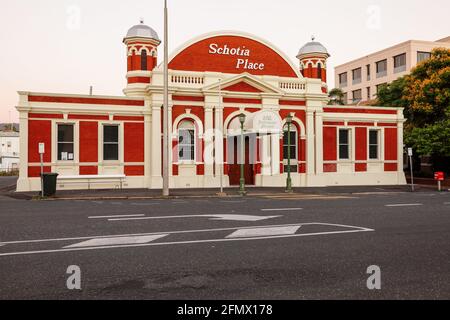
0,190,449,300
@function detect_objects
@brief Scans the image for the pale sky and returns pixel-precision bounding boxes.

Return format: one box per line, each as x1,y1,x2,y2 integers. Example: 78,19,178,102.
0,0,449,122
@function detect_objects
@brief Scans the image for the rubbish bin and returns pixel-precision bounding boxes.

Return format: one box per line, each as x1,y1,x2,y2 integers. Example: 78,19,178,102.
42,173,59,197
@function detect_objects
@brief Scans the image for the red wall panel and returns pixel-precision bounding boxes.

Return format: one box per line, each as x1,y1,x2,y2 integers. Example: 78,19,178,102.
355,127,367,161
28,120,52,163
79,121,98,163
124,166,145,176
384,128,398,161
124,123,145,163
323,127,337,161
28,166,51,177
79,166,98,175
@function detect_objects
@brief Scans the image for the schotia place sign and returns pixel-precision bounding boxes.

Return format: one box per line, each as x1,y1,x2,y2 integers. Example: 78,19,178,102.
209,43,265,71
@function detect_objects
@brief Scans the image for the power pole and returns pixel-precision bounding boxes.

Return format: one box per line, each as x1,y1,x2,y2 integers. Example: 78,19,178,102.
162,0,170,197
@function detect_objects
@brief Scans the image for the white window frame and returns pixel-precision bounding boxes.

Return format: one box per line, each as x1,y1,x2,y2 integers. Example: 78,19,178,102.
178,121,196,163
56,122,76,163
338,128,352,161
102,124,120,162
368,129,381,161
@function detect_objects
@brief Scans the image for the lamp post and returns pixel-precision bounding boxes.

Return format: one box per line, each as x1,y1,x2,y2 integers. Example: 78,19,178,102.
285,114,293,193
239,113,247,195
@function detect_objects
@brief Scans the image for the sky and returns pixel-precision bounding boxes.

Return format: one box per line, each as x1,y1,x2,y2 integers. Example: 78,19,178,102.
0,0,449,122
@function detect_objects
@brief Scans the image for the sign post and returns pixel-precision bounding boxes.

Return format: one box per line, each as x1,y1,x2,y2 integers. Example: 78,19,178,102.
408,148,414,192
39,143,45,198
434,172,444,192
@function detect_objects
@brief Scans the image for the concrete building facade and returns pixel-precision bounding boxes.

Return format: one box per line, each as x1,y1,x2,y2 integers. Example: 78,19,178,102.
335,37,450,104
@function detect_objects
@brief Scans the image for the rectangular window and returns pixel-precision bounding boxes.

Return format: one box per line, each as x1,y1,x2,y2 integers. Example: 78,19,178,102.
394,53,406,73
417,51,431,63
283,131,297,161
343,92,348,105
366,64,371,81
369,130,379,160
57,124,74,161
352,89,362,103
339,72,348,87
339,129,350,160
376,59,387,78
352,68,362,84
178,128,195,161
103,125,119,161
367,87,371,100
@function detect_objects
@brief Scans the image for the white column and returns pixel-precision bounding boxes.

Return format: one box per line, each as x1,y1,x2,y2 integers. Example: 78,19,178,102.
151,105,162,187
168,104,173,177
214,106,224,177
204,105,214,177
306,110,315,177
271,134,280,175
397,119,406,184
261,134,271,175
144,108,151,188
315,111,324,175
16,108,30,191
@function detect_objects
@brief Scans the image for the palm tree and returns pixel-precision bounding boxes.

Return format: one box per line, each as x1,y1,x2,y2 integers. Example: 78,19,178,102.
328,88,345,105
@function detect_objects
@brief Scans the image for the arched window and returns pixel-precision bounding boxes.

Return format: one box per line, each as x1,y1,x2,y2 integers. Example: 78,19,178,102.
141,50,148,71
317,63,322,79
178,121,195,161
283,123,298,172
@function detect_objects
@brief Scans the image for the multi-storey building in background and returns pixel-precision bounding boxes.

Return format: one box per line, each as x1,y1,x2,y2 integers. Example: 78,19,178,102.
0,131,20,172
335,37,450,105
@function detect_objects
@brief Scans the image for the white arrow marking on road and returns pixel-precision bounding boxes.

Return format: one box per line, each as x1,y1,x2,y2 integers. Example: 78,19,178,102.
385,203,423,207
261,208,303,212
227,226,301,239
64,234,168,249
89,214,146,219
108,214,281,222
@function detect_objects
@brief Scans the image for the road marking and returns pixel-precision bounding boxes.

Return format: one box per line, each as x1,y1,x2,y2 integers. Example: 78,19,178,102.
0,223,374,257
131,203,160,206
444,202,450,205
385,203,423,207
108,214,281,222
89,214,145,219
64,234,168,248
261,208,303,212
227,226,301,239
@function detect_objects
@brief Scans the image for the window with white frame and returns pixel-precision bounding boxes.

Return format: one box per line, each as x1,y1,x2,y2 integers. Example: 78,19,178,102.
103,125,119,161
57,124,74,161
339,129,351,160
178,121,195,161
283,124,298,173
369,130,380,160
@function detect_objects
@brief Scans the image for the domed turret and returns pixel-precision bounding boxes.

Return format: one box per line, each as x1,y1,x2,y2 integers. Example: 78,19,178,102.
123,20,161,97
297,37,330,90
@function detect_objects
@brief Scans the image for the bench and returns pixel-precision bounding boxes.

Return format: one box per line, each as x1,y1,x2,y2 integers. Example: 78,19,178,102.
57,174,126,190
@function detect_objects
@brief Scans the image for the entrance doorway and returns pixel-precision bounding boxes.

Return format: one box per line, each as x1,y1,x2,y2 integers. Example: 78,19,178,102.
228,135,255,186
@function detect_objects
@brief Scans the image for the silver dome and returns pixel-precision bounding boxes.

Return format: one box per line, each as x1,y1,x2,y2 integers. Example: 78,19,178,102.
297,41,329,57
125,23,160,41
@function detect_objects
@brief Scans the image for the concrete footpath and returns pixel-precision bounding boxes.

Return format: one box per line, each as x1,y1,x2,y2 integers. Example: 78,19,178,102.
3,183,447,201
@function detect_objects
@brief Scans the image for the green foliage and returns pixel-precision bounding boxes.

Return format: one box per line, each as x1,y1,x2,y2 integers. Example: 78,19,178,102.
375,48,450,157
328,88,345,105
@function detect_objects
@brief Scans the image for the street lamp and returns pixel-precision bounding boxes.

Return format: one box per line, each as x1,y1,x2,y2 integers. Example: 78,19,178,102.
239,113,247,195
285,114,293,193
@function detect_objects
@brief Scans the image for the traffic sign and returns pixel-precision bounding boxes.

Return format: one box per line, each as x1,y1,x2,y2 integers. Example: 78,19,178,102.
434,172,445,181
39,143,45,154
408,148,413,157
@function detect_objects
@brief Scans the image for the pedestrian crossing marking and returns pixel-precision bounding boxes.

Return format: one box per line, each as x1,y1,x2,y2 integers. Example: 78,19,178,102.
64,234,168,249
226,226,301,239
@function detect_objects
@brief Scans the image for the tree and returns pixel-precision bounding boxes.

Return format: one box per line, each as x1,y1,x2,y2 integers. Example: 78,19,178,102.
375,48,450,158
328,88,345,105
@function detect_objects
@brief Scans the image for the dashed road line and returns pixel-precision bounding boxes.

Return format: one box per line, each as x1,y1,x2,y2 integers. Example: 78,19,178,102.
89,214,145,219
65,234,168,249
227,226,301,239
108,214,281,222
385,203,423,207
261,208,303,212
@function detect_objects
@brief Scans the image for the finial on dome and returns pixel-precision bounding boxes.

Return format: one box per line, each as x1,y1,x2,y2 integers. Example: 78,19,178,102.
311,35,316,41
140,18,144,24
